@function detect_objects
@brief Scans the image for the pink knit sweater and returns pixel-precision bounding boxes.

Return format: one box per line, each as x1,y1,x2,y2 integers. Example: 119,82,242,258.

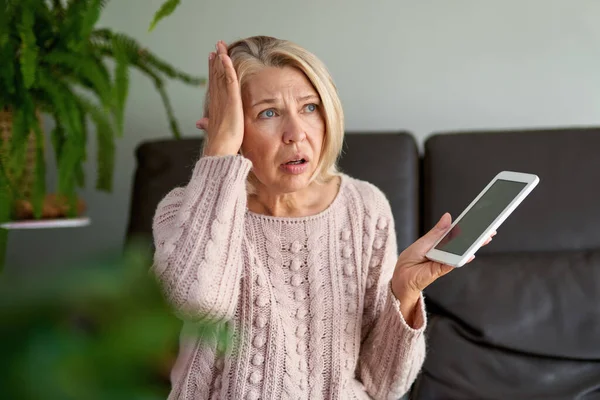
152,155,427,400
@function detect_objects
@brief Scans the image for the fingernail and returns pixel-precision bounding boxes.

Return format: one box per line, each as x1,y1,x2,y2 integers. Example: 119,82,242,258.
209,52,214,60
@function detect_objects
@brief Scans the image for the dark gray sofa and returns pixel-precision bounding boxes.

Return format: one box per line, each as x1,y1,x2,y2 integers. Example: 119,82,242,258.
126,128,600,399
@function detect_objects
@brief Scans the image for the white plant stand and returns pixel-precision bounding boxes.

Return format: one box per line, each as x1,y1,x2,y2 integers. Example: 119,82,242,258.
1,217,91,230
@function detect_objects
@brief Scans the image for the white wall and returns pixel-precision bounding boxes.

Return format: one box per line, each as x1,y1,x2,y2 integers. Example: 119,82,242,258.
6,0,600,272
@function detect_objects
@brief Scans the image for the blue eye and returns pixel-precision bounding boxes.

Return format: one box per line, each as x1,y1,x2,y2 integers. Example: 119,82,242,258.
259,109,276,118
305,103,317,112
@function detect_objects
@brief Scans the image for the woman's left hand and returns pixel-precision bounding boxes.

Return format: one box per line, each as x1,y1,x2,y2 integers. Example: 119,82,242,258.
390,212,495,327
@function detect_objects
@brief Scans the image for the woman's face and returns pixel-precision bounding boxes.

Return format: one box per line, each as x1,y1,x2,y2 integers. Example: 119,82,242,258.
241,66,325,194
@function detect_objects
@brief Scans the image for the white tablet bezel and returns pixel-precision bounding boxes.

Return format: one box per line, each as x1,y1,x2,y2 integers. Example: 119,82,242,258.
425,171,539,267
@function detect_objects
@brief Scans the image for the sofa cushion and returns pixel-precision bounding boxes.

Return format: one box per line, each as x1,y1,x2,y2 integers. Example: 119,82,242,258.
425,250,600,359
416,127,600,399
412,314,600,400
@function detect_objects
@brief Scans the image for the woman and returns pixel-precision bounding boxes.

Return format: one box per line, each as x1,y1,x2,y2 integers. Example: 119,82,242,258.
152,36,491,400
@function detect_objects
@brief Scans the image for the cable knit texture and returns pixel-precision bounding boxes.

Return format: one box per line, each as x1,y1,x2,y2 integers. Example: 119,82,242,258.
152,155,427,400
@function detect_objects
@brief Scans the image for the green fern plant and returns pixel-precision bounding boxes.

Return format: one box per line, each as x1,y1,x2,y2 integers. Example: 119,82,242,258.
149,0,182,32
0,0,204,266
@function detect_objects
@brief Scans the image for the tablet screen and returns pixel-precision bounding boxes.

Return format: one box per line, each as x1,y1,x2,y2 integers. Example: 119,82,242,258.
434,179,527,255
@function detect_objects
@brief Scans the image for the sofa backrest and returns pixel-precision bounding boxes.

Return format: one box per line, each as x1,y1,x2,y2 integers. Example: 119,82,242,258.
336,132,420,251
126,137,204,245
422,127,600,252
413,127,600,399
126,132,420,251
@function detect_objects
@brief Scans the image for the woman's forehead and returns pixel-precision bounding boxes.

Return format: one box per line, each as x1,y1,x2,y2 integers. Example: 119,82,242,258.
243,66,317,102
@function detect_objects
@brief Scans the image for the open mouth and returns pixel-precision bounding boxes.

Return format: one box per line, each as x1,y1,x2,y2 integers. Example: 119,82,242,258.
284,159,307,165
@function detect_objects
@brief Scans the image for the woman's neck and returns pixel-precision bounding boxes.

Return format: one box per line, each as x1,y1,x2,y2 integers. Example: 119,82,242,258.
247,176,341,218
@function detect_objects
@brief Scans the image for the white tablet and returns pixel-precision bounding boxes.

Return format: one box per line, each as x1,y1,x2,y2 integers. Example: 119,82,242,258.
425,171,539,267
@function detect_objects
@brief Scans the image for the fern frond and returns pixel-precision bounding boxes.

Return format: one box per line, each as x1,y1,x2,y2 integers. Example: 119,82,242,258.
110,31,205,86
111,35,129,137
93,30,202,139
90,27,112,44
63,0,105,51
51,0,64,12
156,81,181,139
37,70,85,201
75,95,114,191
37,69,83,138
8,104,32,185
18,5,38,89
0,46,16,100
31,114,45,218
134,62,182,139
139,46,205,86
44,51,113,109
0,161,11,270
93,109,115,192
0,0,9,48
149,0,180,32
57,137,79,196
50,120,65,167
80,0,103,39
56,139,78,213
75,160,85,188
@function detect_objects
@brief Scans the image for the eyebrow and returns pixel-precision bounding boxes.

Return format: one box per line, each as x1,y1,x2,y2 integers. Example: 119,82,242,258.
251,94,319,108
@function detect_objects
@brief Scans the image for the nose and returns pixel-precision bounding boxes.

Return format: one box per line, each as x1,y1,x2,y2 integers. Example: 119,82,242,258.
282,113,307,144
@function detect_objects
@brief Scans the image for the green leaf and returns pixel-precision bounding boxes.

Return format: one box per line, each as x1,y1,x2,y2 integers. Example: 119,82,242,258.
0,194,9,272
75,95,114,191
134,62,181,139
0,158,13,215
94,114,115,192
50,121,65,168
75,160,85,188
44,51,113,109
57,140,78,198
140,45,205,86
0,39,16,96
0,128,13,270
63,0,105,51
0,0,9,48
93,29,204,139
156,82,181,139
107,31,204,86
37,70,83,140
37,71,85,210
51,0,66,22
111,35,129,137
51,0,64,12
79,97,115,192
76,103,87,189
18,6,38,89
148,0,180,32
31,115,46,219
8,105,31,187
79,0,103,40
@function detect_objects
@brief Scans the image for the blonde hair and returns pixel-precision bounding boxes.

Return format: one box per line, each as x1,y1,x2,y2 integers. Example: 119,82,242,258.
202,36,345,187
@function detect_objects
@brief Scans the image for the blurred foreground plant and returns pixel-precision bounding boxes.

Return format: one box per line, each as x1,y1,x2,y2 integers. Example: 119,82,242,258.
0,240,230,400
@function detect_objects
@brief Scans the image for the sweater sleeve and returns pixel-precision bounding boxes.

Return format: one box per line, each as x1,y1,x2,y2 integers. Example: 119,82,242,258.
151,154,252,322
357,187,427,400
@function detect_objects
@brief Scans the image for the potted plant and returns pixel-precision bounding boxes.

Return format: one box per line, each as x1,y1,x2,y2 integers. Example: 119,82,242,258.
0,0,204,265
0,239,231,399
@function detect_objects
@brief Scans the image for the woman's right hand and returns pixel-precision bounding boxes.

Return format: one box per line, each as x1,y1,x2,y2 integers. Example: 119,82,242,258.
198,40,245,157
